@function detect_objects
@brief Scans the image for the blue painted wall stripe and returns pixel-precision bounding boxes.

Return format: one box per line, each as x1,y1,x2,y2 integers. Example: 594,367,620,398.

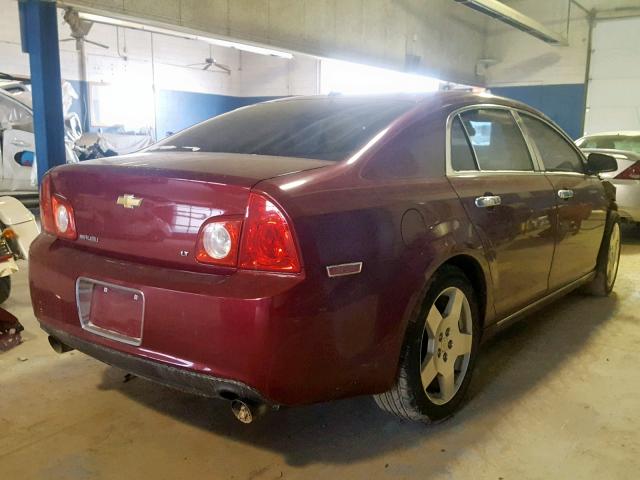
490,83,586,140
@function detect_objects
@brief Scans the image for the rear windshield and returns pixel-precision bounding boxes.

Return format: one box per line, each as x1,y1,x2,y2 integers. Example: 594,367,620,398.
150,97,415,161
578,135,640,155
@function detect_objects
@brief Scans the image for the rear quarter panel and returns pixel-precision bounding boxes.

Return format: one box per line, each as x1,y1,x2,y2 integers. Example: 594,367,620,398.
253,119,493,397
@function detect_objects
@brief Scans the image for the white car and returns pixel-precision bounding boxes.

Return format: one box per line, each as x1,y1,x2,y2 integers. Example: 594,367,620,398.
0,81,37,196
576,131,640,224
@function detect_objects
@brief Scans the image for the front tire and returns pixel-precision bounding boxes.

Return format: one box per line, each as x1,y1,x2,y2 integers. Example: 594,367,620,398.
374,265,481,423
583,212,621,296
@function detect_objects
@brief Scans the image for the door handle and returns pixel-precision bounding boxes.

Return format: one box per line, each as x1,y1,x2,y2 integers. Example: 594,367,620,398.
10,139,28,147
475,195,502,208
557,189,574,200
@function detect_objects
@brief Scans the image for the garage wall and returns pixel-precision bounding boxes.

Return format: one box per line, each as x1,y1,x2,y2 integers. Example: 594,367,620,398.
484,0,590,139
60,0,488,86
585,16,640,135
0,0,318,138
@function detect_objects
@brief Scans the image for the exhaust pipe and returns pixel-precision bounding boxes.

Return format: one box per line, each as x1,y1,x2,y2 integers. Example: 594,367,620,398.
48,335,74,354
230,399,268,424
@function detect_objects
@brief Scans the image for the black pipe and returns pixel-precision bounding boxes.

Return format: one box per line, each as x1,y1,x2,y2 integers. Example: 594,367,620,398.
231,399,269,424
48,335,74,354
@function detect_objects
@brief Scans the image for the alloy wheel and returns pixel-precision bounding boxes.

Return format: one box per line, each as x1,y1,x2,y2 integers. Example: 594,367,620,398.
606,222,621,290
419,287,473,405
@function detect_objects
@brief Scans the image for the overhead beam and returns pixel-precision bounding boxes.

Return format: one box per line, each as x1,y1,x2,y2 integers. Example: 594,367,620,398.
454,0,568,45
18,0,66,185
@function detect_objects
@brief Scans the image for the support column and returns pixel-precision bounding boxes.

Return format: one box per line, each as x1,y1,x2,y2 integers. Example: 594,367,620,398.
18,0,66,186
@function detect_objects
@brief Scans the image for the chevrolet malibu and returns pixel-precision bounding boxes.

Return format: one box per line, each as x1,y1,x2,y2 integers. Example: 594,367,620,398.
30,92,621,424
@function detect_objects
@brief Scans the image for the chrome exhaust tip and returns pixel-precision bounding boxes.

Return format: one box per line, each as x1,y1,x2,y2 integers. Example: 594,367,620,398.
230,399,268,424
48,335,74,354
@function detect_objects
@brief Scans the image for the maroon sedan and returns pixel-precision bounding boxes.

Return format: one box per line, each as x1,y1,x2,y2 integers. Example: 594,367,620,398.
30,92,620,424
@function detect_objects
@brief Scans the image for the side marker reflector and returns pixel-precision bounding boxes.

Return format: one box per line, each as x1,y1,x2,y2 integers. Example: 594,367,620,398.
326,262,363,278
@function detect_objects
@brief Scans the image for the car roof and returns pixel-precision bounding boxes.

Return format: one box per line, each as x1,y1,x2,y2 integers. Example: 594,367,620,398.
264,90,544,118
269,90,531,106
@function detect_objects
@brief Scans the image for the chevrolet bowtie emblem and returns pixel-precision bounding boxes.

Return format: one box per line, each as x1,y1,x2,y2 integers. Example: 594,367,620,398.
116,194,143,209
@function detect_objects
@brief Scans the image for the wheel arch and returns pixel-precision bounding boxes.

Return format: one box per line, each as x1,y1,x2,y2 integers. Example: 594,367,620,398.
436,253,490,329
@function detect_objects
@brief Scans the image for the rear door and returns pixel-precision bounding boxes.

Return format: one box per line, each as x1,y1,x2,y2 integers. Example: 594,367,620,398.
447,107,557,318
518,113,608,289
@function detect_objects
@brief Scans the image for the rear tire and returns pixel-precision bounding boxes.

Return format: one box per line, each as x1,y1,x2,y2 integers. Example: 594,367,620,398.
374,265,481,423
0,275,11,304
583,212,621,296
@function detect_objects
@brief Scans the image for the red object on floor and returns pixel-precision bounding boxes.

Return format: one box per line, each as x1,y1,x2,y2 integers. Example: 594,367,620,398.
0,308,23,352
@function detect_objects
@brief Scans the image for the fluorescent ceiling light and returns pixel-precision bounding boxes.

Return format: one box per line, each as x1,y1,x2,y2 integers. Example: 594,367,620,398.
77,12,294,59
454,0,567,45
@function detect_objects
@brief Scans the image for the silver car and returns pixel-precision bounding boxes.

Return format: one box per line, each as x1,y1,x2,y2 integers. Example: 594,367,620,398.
576,132,640,224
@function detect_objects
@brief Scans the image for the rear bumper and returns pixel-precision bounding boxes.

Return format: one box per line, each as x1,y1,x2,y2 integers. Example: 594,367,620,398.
29,234,400,405
42,323,268,404
612,180,640,222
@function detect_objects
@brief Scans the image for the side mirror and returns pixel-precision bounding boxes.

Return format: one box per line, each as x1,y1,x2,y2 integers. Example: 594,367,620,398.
587,152,618,174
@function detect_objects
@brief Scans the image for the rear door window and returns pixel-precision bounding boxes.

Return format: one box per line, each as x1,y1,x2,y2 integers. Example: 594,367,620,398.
460,109,533,171
451,116,478,171
521,114,584,173
365,117,444,178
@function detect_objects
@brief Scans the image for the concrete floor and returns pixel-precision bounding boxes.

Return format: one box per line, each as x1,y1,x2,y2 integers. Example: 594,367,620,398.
2,232,640,480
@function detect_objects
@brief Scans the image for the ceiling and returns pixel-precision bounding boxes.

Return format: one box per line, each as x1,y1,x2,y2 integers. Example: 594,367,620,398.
502,0,640,13
574,0,640,11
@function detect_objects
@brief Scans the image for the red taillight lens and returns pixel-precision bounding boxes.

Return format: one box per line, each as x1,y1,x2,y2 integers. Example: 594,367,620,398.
615,161,640,180
194,193,301,272
40,175,55,234
40,174,77,240
51,195,77,240
239,193,301,273
195,218,242,266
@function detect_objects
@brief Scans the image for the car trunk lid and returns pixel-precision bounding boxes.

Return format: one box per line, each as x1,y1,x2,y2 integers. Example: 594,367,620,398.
48,152,330,270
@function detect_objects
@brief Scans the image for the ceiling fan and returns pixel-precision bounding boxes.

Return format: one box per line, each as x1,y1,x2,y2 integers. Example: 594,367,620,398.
185,45,231,74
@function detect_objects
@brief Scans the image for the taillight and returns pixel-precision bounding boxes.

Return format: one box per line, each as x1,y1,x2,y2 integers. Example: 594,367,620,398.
51,195,77,240
615,161,640,180
195,193,301,272
40,175,77,239
40,175,55,234
195,218,242,266
238,193,301,273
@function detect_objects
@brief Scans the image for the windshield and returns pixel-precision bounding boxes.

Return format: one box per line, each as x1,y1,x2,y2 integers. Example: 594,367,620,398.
578,134,640,155
0,93,32,131
150,97,416,161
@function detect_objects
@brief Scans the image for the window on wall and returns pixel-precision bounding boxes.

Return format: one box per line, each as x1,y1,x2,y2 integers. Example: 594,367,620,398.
320,59,441,95
89,82,155,132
